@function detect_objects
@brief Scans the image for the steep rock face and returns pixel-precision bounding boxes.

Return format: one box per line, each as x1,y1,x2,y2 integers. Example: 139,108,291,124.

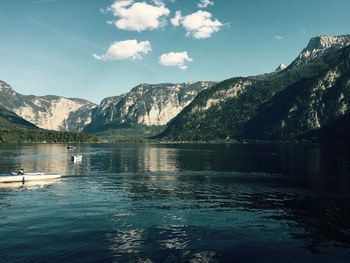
84,81,215,132
0,81,96,131
305,35,350,51
158,34,350,141
0,105,38,130
62,104,95,132
0,104,98,144
290,34,350,68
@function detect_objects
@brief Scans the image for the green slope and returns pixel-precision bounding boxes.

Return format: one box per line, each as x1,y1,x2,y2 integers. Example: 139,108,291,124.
242,46,350,141
157,38,350,142
0,106,98,143
157,58,330,141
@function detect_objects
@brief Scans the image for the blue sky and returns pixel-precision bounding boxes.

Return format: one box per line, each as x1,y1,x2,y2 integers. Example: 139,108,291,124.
0,0,349,103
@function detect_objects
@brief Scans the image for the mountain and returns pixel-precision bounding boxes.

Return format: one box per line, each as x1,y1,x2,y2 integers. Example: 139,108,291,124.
157,34,350,142
290,35,350,68
84,81,215,133
0,105,38,130
0,105,97,143
276,64,286,71
0,81,96,132
0,80,214,137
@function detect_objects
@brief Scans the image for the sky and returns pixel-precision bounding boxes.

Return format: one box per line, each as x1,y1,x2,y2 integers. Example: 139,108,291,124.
0,0,349,104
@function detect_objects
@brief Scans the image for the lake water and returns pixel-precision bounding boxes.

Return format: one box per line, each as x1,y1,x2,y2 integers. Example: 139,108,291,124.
0,143,350,262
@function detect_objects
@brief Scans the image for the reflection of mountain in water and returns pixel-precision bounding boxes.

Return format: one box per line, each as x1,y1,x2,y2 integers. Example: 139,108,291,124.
14,144,71,175
138,146,179,173
109,172,350,258
1,143,350,260
99,144,350,256
0,144,91,176
88,145,180,173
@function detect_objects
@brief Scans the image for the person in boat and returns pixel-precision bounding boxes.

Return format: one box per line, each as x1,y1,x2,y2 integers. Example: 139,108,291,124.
17,169,24,175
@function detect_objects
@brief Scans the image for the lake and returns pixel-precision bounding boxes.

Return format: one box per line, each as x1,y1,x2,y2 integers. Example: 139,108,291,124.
0,143,350,262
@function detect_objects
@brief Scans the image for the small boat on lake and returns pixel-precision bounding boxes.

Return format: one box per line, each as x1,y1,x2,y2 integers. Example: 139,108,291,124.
67,145,77,150
0,173,61,183
71,155,82,162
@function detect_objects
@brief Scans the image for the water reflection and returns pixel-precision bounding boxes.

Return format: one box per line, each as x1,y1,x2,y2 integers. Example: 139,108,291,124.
3,143,348,182
0,143,350,262
108,229,143,254
0,144,71,175
87,144,180,173
102,172,350,257
0,179,61,190
0,144,92,176
138,146,178,172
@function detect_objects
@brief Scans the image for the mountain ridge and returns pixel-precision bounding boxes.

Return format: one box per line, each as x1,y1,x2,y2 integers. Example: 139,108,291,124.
0,105,38,130
156,34,350,142
2,34,349,142
0,80,216,137
0,105,98,143
0,80,96,132
84,81,216,133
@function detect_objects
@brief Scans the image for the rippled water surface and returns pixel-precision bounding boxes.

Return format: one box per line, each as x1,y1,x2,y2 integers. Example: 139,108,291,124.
0,143,350,262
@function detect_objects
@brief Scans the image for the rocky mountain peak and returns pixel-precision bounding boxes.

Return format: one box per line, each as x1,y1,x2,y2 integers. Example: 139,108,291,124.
305,35,350,52
0,81,96,132
290,34,350,68
0,80,18,99
276,64,287,72
157,33,350,142
0,80,12,90
84,81,216,132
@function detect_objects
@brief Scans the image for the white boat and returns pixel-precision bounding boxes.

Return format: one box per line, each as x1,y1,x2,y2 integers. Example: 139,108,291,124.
71,155,82,162
0,179,61,188
0,173,61,183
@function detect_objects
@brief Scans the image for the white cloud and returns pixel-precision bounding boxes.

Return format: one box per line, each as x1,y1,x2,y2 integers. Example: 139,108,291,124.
198,0,213,8
107,0,170,32
170,11,182,26
171,10,223,39
275,35,283,40
159,51,193,70
152,0,164,5
93,40,151,61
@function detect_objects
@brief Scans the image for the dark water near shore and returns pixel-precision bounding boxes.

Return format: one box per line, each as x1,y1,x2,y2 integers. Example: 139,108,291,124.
0,143,350,262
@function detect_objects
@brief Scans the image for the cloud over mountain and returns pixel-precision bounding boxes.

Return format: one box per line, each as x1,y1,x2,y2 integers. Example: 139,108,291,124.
159,51,193,69
171,10,223,39
107,0,170,32
93,40,151,61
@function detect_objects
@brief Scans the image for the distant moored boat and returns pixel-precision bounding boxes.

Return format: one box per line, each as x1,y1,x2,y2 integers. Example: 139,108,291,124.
71,155,82,162
67,145,76,150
